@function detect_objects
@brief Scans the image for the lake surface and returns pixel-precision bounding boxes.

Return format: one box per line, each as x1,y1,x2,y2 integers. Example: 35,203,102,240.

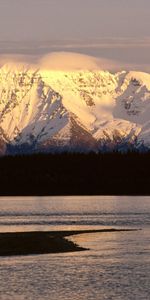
0,196,150,300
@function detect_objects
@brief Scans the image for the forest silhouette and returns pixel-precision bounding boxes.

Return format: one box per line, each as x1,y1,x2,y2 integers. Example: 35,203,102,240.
0,151,150,195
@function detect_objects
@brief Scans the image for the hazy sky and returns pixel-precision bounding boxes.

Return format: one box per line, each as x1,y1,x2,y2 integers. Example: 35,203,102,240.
0,0,149,71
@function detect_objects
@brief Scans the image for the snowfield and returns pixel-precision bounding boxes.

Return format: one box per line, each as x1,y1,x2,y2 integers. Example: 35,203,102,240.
0,64,150,154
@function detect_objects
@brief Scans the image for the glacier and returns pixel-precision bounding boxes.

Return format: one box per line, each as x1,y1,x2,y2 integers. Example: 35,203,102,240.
0,64,150,154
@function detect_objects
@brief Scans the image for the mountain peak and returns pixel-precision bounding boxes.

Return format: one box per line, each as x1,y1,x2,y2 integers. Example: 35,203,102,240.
0,66,150,154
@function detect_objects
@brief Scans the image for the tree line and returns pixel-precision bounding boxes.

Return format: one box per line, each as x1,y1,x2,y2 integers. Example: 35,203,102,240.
0,151,150,195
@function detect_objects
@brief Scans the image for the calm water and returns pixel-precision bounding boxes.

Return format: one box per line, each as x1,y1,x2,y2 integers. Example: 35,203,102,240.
0,196,150,300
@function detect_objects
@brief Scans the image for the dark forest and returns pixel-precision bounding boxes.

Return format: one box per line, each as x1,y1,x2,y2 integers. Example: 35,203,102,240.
0,152,150,196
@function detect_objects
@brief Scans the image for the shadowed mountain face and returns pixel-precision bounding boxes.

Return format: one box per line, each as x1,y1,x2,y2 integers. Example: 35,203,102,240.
0,66,150,154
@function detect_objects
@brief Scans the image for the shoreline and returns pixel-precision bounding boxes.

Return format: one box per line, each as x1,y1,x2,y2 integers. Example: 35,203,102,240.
0,229,140,256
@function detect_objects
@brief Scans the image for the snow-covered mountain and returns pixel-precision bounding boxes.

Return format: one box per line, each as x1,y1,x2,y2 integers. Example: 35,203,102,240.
0,64,150,154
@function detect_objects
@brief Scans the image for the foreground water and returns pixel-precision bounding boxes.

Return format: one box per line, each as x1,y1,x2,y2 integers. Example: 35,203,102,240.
0,196,150,300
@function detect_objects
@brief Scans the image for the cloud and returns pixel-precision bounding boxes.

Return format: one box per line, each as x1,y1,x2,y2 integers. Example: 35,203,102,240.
39,52,119,71
0,51,149,73
39,51,150,72
12,37,150,51
0,54,37,69
40,38,150,50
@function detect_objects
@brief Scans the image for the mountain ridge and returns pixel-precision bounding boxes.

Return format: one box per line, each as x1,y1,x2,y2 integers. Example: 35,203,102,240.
0,65,150,154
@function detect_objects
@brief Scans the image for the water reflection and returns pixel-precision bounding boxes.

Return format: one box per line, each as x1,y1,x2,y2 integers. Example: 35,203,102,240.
0,196,149,300
0,196,150,233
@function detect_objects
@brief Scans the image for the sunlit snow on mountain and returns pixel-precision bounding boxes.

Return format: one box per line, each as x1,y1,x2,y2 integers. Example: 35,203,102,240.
0,62,150,154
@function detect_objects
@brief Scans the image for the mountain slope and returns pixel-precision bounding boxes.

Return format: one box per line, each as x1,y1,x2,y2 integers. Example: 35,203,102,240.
0,65,150,154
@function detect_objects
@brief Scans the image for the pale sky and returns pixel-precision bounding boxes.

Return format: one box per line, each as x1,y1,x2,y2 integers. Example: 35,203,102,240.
0,0,149,71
